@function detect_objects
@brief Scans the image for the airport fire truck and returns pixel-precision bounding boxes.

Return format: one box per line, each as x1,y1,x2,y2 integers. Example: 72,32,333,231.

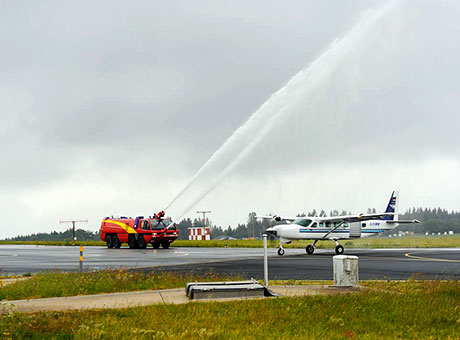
100,211,178,249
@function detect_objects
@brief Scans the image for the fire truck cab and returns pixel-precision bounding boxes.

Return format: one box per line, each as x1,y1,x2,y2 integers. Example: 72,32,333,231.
100,215,178,249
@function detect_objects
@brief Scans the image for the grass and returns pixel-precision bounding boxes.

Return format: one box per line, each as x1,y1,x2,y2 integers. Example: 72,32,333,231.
0,270,241,301
1,235,459,249
0,280,458,339
176,235,460,249
0,240,105,246
340,235,460,249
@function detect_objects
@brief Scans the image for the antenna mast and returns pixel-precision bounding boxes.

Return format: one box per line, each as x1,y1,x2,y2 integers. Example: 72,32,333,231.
59,219,88,244
196,210,211,227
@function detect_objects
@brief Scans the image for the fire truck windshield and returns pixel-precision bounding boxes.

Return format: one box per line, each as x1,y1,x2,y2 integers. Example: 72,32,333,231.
150,219,169,230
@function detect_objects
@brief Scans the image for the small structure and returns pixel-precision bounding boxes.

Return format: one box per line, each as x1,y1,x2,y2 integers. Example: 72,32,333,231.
186,280,266,300
188,227,210,240
333,255,359,286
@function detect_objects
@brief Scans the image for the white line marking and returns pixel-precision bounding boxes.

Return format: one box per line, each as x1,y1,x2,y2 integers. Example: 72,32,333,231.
405,253,460,263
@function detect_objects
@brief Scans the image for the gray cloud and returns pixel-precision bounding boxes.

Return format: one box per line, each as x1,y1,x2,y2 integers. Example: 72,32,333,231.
1,0,458,238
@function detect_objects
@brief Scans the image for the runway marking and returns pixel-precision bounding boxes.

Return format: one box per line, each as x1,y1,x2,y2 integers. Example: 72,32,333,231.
405,252,460,263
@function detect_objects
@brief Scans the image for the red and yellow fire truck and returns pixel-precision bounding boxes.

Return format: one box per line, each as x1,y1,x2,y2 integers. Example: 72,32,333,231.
100,211,178,249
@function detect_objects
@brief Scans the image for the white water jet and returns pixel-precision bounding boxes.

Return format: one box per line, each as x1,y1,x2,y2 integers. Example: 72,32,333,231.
165,0,402,221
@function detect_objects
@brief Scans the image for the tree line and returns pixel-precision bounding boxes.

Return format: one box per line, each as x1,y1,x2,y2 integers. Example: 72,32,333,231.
5,229,100,242
176,207,460,239
4,207,459,241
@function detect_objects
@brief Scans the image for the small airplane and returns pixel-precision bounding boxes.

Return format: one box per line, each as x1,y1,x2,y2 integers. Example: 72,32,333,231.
256,191,420,256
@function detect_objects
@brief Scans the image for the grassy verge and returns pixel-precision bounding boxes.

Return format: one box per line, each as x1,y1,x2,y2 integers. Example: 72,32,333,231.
1,280,458,339
0,270,240,301
0,240,105,246
1,235,459,248
176,235,460,248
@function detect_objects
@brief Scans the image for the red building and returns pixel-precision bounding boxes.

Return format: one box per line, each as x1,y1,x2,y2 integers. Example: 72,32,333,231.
188,227,210,240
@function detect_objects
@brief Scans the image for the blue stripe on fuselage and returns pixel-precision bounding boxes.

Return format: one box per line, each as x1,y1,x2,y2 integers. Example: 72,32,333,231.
299,229,389,233
299,229,349,233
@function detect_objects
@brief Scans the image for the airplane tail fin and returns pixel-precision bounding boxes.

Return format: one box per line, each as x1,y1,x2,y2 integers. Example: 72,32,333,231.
382,191,399,221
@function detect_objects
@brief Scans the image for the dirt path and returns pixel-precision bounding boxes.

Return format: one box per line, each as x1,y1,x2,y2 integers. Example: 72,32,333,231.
0,285,362,314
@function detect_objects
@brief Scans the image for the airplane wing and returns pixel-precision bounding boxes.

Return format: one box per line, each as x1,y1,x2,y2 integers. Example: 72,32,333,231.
386,219,420,224
257,213,420,224
318,212,395,223
255,215,298,222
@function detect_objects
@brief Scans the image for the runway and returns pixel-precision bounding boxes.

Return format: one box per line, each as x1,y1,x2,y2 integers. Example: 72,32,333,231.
157,248,460,280
0,245,459,280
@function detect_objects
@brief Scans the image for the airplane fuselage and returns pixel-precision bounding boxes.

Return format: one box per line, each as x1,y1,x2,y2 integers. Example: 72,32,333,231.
259,191,419,255
270,219,396,242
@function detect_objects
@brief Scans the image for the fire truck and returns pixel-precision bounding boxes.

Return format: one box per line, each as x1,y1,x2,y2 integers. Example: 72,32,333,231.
100,212,178,249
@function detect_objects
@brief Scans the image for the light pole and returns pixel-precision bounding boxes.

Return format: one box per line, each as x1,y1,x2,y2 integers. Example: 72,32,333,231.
59,219,88,244
263,233,268,288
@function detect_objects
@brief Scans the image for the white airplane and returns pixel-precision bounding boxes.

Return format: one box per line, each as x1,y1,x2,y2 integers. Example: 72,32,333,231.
257,191,419,256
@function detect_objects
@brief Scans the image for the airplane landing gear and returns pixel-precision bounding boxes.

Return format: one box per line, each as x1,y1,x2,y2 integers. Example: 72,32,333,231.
277,240,285,256
334,240,344,255
335,245,344,254
305,240,317,255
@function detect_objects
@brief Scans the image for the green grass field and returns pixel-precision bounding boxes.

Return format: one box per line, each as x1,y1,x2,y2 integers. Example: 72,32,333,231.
1,280,458,339
175,235,460,249
1,235,459,248
0,270,241,301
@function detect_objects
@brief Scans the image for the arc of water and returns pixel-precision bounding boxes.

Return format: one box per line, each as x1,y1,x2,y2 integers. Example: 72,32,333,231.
165,0,403,221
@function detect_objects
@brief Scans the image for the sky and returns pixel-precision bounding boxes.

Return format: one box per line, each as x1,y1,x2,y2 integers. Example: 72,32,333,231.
1,0,460,238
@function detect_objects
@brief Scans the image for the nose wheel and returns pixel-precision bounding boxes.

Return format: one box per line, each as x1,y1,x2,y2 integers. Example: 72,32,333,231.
277,240,286,256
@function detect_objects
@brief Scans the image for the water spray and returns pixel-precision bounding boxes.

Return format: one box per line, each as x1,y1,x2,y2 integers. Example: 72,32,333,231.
163,0,402,222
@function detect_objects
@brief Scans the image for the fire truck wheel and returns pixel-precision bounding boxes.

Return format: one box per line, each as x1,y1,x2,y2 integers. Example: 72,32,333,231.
162,243,170,249
128,235,138,249
138,236,147,249
106,235,114,248
152,242,160,249
113,235,121,249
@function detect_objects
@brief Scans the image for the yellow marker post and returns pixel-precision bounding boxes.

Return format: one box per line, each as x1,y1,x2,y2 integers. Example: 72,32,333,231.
79,245,84,272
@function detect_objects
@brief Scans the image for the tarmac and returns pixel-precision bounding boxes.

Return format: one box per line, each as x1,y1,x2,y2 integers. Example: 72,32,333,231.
0,245,459,280
155,248,460,280
0,285,363,314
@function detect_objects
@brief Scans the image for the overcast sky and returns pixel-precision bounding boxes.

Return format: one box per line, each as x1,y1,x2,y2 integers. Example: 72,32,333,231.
1,0,459,238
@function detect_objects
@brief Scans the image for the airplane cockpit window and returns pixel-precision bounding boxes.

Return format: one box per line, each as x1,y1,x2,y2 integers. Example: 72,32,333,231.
292,219,312,227
310,222,318,228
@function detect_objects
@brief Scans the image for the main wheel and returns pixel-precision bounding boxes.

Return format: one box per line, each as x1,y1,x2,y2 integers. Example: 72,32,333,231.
106,235,113,248
162,242,170,249
306,244,315,255
277,248,285,256
128,235,138,249
335,245,344,255
137,236,147,249
152,242,160,249
113,235,121,249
